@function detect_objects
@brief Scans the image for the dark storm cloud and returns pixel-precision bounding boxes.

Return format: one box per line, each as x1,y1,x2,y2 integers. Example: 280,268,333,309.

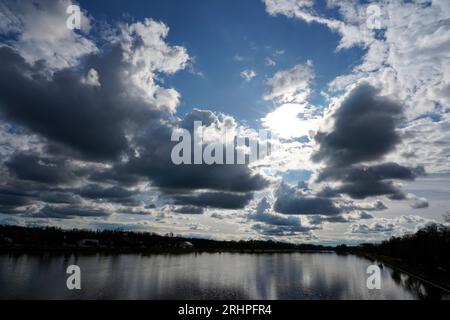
124,115,270,193
37,191,81,205
0,47,169,161
274,197,341,215
151,164,269,193
37,205,110,219
0,192,30,208
0,46,269,213
6,153,78,185
173,206,205,214
75,184,134,200
312,83,404,167
0,186,34,214
273,184,341,215
317,163,425,199
318,163,425,182
248,198,319,235
309,83,426,203
173,192,254,210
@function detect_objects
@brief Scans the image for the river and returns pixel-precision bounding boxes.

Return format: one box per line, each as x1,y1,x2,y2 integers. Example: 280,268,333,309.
0,252,448,299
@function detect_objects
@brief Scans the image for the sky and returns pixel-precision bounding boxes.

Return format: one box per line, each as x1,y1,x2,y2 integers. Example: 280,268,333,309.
0,0,450,245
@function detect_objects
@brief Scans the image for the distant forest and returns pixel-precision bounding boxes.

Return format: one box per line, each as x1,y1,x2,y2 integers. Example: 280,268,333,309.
347,223,450,273
0,223,449,271
0,224,330,253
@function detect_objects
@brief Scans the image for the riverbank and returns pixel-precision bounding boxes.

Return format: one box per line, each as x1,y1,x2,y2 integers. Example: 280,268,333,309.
0,225,332,255
0,244,335,255
352,251,450,292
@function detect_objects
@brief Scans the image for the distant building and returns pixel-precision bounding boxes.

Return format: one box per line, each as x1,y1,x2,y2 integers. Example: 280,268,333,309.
77,239,100,247
180,241,194,249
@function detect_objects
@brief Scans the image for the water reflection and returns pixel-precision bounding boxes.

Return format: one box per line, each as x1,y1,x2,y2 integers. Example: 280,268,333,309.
0,252,448,300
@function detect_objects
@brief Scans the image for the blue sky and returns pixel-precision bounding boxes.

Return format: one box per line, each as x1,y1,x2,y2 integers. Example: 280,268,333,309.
81,0,364,125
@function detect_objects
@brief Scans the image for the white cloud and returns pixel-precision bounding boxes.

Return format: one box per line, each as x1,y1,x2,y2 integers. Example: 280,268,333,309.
263,0,371,50
348,215,435,240
265,57,276,66
264,0,450,176
81,68,101,87
264,61,314,103
118,18,190,113
0,0,97,73
240,69,257,81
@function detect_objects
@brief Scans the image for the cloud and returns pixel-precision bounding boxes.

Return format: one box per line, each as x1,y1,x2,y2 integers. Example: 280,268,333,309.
317,163,426,200
349,215,434,238
0,38,182,160
0,0,97,72
119,18,189,113
411,197,429,210
5,153,79,185
37,205,110,219
313,84,404,167
74,184,135,204
265,57,276,66
174,192,254,210
264,61,313,104
263,0,369,50
273,183,341,215
240,69,257,81
0,0,271,226
308,211,373,226
262,62,322,139
350,221,397,234
338,200,387,212
309,83,426,201
173,206,204,215
249,197,318,236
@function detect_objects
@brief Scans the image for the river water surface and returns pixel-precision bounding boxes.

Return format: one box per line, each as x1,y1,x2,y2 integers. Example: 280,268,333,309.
0,252,448,300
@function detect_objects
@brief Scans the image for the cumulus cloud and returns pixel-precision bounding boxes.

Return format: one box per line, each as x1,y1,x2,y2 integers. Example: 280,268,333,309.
249,197,318,236
317,163,425,200
310,83,426,201
173,206,204,215
174,192,254,210
273,183,341,215
313,84,404,167
5,153,79,185
0,0,270,224
348,215,434,239
0,0,97,72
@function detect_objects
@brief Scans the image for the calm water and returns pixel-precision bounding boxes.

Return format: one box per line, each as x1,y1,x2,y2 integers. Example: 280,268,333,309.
0,252,448,300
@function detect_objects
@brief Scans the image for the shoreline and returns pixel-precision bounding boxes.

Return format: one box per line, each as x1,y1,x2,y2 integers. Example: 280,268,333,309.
352,251,450,292
0,246,335,255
